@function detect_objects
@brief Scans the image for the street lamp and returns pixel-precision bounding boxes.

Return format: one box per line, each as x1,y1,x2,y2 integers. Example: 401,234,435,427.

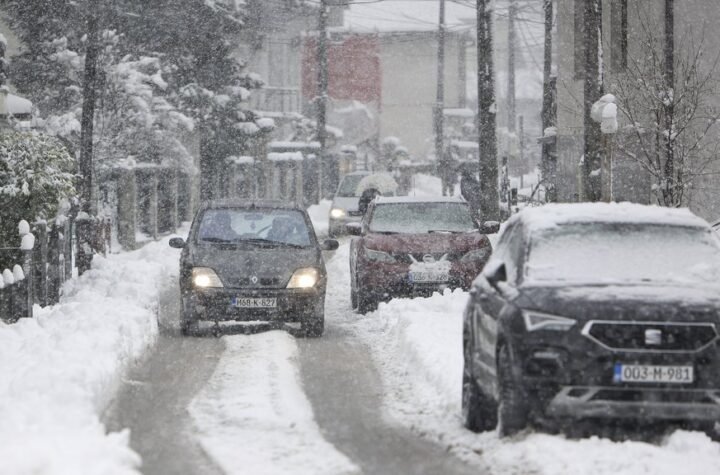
591,94,618,202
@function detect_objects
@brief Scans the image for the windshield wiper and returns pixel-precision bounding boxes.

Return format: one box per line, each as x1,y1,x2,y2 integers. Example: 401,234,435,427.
201,237,234,243
236,238,305,248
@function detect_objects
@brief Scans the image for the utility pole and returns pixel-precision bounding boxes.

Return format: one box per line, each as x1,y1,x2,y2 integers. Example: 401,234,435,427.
316,0,329,203
477,0,499,221
77,0,101,274
434,0,446,195
541,0,556,202
507,0,517,134
80,0,99,216
581,0,603,202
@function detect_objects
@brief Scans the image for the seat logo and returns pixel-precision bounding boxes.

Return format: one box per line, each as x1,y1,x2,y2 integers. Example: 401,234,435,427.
251,276,258,284
422,254,435,263
645,329,662,346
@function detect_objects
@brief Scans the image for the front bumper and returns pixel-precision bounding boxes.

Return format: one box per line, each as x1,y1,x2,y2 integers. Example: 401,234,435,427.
358,260,484,299
512,324,720,422
189,287,323,322
546,386,720,421
329,215,362,235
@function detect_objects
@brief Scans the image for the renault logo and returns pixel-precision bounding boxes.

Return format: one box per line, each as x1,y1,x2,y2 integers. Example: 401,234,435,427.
645,329,662,346
250,276,258,284
422,254,435,263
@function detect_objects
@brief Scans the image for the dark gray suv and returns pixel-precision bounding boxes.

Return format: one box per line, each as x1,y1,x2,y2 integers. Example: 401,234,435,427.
462,203,720,437
169,200,338,336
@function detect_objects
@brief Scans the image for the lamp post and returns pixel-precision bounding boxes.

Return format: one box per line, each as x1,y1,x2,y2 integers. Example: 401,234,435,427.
591,94,618,202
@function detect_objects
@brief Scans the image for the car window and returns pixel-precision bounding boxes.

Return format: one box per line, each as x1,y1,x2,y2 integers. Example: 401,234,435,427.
336,174,367,197
368,202,478,234
197,209,313,247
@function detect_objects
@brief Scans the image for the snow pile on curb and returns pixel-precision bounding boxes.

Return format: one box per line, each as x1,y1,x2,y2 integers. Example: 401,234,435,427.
190,332,358,475
0,237,182,475
346,273,720,474
308,199,331,238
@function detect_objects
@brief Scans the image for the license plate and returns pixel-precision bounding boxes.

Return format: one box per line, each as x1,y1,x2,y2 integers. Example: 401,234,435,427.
409,271,450,283
613,364,694,384
232,297,277,308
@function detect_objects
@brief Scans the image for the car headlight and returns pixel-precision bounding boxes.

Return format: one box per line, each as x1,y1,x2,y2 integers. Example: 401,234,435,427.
522,310,576,332
460,248,491,262
192,267,224,288
287,267,320,288
364,248,397,263
330,208,346,219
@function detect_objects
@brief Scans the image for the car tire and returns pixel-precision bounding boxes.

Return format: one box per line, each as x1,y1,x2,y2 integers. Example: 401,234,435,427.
462,331,497,432
497,343,529,437
357,285,377,314
302,301,325,337
180,297,198,336
351,285,358,309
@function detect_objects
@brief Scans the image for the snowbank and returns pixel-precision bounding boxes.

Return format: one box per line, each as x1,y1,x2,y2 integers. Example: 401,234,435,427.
308,199,332,238
0,235,183,474
190,333,358,475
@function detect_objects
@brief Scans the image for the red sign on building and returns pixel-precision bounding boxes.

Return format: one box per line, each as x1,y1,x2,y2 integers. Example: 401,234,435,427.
302,34,381,106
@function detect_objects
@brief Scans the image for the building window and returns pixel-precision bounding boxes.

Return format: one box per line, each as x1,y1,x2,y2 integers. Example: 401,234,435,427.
611,0,628,72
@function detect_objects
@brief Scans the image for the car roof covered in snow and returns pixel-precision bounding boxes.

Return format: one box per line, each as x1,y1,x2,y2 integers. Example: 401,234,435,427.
199,199,303,211
374,196,467,205
511,202,709,232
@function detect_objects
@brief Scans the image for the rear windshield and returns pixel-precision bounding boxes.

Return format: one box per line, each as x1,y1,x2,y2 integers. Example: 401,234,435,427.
527,223,720,284
336,174,367,197
196,209,313,247
369,202,477,234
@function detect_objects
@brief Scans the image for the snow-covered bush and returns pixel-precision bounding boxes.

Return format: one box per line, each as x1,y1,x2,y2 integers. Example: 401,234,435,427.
0,131,76,247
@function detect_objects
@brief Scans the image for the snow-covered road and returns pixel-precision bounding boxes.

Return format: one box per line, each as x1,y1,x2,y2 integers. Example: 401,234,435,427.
7,175,720,474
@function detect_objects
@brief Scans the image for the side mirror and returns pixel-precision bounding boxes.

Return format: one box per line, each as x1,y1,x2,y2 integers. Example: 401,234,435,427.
346,222,362,236
483,261,507,286
321,239,340,251
480,221,500,234
169,237,186,249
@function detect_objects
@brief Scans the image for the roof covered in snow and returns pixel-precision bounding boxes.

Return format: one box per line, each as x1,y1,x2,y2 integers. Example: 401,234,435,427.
513,203,710,232
1,92,33,116
342,1,474,33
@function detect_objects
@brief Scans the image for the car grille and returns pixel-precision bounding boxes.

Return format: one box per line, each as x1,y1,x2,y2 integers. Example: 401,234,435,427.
582,321,719,353
233,277,283,288
391,252,462,264
347,210,363,217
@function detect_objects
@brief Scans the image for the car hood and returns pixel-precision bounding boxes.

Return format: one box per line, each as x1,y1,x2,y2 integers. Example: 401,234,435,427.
331,196,361,212
517,283,720,323
363,232,490,254
188,244,321,288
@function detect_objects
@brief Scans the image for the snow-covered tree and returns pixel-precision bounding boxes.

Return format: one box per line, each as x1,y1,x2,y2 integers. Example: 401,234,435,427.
611,15,720,207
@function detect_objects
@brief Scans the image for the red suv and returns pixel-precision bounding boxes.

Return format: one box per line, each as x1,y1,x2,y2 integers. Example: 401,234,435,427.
348,197,497,313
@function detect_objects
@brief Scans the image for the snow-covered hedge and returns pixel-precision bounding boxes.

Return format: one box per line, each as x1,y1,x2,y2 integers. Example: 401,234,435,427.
0,131,76,248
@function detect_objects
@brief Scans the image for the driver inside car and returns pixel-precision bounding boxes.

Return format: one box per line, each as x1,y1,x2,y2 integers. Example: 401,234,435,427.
200,211,239,242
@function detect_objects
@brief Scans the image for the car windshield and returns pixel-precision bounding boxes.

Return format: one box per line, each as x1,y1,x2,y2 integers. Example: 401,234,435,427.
197,208,312,247
368,202,478,234
527,223,720,285
336,174,367,197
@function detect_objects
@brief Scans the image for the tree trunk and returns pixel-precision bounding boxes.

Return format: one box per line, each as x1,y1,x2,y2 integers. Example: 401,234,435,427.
581,0,603,202
663,0,675,206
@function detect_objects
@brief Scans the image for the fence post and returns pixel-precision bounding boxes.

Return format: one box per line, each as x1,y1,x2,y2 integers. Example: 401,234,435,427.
47,224,62,304
20,231,35,319
32,221,48,306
